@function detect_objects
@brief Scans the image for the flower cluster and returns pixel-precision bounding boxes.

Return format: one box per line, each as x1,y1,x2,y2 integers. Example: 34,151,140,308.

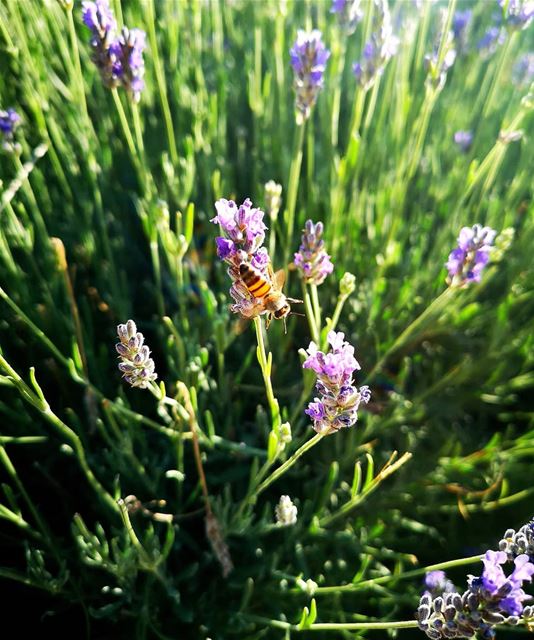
452,9,472,53
82,0,146,101
294,220,334,286
425,30,456,91
499,520,534,563
499,0,534,32
303,331,370,435
211,198,270,319
290,30,330,123
352,0,399,90
446,224,496,287
330,0,363,34
417,522,534,640
453,130,473,153
0,108,21,153
116,320,157,389
275,495,298,526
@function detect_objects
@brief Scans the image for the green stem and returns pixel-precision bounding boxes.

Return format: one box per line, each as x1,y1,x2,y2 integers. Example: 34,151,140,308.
310,284,322,337
364,288,455,383
254,432,324,497
283,123,306,266
145,0,179,165
314,554,482,595
480,34,514,121
111,88,146,191
302,283,320,344
253,317,281,431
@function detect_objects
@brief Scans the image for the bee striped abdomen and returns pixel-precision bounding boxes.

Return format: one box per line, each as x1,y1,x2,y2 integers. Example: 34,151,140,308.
239,263,271,298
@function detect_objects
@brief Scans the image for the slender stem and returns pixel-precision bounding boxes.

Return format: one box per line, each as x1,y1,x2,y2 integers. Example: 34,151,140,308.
145,0,179,165
253,317,281,431
310,284,322,336
480,34,514,121
283,123,306,266
314,554,483,595
111,88,146,191
323,293,349,349
364,288,454,383
131,102,145,158
254,432,324,497
302,283,320,344
306,621,419,631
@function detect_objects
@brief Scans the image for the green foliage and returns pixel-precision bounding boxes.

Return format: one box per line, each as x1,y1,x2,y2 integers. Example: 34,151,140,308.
0,0,533,637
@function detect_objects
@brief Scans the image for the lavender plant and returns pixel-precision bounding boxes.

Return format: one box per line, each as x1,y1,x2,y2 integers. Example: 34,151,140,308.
0,0,533,637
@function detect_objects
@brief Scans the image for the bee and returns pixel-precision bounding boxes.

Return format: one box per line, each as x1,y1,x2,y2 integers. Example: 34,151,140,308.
239,261,302,331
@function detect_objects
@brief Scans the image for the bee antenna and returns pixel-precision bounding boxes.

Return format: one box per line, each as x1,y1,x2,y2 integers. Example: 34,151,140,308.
291,311,306,318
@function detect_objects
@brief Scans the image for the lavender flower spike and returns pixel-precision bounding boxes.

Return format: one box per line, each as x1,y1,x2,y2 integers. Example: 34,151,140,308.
499,0,534,32
352,0,399,90
512,52,534,88
446,224,496,287
116,320,157,389
211,198,270,319
331,0,363,34
294,220,334,286
82,0,120,89
303,331,370,434
112,27,147,102
290,29,330,123
0,108,21,153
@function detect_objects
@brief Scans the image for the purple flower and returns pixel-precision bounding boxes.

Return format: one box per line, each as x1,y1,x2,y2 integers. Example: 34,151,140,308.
294,220,334,286
352,0,399,90
0,108,21,152
452,9,472,53
290,29,330,122
499,519,534,562
469,550,534,616
446,224,496,287
499,0,534,31
512,52,534,87
113,27,146,102
330,0,363,34
423,571,455,597
211,198,271,319
82,2,146,100
478,26,505,57
82,0,116,34
303,332,369,434
453,130,473,152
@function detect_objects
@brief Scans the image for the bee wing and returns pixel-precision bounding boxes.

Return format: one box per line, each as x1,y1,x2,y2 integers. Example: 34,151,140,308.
232,317,252,335
273,269,286,291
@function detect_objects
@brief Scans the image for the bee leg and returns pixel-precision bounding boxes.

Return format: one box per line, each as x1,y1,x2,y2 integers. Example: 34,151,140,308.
283,317,287,334
265,313,272,330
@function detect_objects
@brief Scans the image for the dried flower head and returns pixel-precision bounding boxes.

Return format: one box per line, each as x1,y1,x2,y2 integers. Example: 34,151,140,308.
339,272,356,297
499,129,524,143
352,0,399,90
294,220,334,286
303,331,370,434
115,319,157,389
264,181,283,221
275,495,298,526
205,510,233,577
290,29,330,123
446,224,496,287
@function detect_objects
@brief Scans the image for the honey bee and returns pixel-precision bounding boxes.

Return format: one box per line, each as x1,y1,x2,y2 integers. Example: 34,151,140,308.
239,261,302,330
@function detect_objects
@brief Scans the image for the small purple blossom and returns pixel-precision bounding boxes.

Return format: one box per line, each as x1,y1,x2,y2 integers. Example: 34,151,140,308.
452,9,472,53
294,220,334,286
113,27,146,102
453,130,473,152
512,52,534,87
330,0,363,34
352,0,399,90
82,0,116,34
499,0,534,31
446,224,496,287
423,571,455,598
477,26,505,57
290,29,330,123
304,332,370,434
0,108,21,153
